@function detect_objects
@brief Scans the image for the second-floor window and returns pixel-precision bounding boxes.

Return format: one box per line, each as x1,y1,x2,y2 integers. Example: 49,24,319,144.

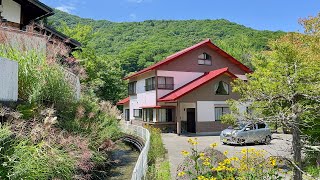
128,81,137,95
145,77,155,91
198,53,212,65
158,76,174,90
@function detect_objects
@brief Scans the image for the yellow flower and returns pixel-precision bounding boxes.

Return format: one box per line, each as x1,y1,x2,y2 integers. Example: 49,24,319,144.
210,178,217,180
223,151,228,156
178,171,185,177
210,143,218,148
270,157,277,166
187,138,198,145
241,148,247,154
223,158,231,165
203,161,211,166
200,152,205,157
197,175,205,180
181,150,189,156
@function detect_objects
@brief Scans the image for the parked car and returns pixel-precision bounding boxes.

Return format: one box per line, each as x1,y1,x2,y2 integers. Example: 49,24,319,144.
220,122,272,145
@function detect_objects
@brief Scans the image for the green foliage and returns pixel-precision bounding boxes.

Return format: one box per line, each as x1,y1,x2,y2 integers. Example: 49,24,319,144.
0,45,75,112
0,125,75,180
147,160,171,180
145,125,167,165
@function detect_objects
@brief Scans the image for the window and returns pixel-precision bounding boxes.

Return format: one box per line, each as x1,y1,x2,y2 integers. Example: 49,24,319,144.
257,123,266,129
128,81,137,95
145,77,155,91
158,77,174,90
133,109,142,118
158,109,173,122
214,81,229,95
215,107,230,121
143,109,153,122
198,53,212,65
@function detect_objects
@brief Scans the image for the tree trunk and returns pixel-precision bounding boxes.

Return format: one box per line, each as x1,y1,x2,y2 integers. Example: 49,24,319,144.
292,122,302,180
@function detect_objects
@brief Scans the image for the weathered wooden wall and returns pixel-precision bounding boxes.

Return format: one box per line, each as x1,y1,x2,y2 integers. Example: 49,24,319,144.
0,57,18,102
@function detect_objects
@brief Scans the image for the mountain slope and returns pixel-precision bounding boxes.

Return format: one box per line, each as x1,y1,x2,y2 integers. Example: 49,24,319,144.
48,10,285,73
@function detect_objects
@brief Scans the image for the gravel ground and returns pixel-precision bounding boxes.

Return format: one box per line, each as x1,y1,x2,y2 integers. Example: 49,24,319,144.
162,133,293,179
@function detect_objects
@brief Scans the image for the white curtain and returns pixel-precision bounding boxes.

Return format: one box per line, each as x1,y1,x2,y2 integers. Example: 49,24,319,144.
214,83,219,93
215,108,223,121
223,82,229,94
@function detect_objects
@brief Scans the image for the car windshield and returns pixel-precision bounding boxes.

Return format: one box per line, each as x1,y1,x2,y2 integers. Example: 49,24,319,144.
233,123,247,130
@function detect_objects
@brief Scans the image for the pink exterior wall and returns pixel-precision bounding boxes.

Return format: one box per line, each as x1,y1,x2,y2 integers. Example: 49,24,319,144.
157,70,204,98
158,45,247,76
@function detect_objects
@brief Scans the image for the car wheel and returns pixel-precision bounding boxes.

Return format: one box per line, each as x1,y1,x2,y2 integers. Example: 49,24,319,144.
264,136,272,144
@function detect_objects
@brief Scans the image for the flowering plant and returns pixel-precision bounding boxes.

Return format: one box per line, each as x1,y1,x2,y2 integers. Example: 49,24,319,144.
177,138,284,180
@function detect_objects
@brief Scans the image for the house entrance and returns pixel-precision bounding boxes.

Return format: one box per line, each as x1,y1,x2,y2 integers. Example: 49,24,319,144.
186,108,196,133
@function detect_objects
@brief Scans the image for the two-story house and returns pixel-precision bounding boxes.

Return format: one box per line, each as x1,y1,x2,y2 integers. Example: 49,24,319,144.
117,39,252,134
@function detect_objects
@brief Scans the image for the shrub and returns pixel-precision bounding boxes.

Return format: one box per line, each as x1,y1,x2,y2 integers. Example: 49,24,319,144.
0,124,76,180
145,125,166,164
177,138,284,180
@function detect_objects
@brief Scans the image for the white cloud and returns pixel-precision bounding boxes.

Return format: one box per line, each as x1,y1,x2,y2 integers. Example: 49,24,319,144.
129,13,137,20
127,0,152,4
56,5,76,13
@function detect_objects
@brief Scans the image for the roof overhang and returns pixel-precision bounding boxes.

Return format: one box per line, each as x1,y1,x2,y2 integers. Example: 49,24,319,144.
14,0,54,25
117,97,130,105
140,105,176,109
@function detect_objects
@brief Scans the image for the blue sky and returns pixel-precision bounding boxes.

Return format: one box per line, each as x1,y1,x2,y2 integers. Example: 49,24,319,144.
41,0,319,32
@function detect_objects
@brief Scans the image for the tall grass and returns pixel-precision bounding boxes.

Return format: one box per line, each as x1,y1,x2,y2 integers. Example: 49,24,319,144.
0,125,75,179
0,45,75,111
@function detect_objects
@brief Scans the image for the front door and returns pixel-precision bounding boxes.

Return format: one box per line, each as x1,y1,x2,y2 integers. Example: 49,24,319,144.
187,108,196,133
125,109,130,121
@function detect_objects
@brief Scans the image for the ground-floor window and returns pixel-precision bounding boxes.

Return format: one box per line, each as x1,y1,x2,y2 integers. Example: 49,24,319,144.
158,108,173,122
143,109,153,122
214,107,230,121
125,109,130,121
133,109,142,118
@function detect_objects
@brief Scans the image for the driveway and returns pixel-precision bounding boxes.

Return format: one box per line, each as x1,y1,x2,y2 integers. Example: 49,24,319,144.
162,133,292,179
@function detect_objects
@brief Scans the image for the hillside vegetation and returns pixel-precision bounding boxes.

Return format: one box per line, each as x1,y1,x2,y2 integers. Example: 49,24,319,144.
49,10,285,74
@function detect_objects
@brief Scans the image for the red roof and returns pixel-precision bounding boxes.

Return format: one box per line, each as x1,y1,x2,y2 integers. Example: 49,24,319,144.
158,67,237,102
116,97,130,105
140,105,176,109
124,39,252,80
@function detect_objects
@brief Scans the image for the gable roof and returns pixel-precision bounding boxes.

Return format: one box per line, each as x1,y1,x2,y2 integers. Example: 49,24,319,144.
116,97,130,105
158,67,237,102
124,39,252,80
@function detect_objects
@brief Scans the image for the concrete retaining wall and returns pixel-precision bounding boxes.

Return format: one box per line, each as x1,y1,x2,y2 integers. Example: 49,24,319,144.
0,57,18,102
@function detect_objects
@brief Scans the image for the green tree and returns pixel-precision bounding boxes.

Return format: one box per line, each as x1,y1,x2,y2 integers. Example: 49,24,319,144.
225,15,320,180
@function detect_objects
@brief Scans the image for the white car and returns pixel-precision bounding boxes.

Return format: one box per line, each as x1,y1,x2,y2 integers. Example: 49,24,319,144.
220,122,272,145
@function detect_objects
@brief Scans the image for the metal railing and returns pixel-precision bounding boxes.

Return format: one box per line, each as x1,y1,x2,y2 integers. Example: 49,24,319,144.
121,123,150,180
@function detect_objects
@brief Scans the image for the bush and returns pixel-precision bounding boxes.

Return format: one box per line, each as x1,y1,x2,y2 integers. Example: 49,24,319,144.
145,125,166,164
0,124,76,180
147,160,171,180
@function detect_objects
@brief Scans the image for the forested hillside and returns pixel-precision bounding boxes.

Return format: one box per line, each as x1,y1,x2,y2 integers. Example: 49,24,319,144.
47,10,286,102
49,10,285,73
